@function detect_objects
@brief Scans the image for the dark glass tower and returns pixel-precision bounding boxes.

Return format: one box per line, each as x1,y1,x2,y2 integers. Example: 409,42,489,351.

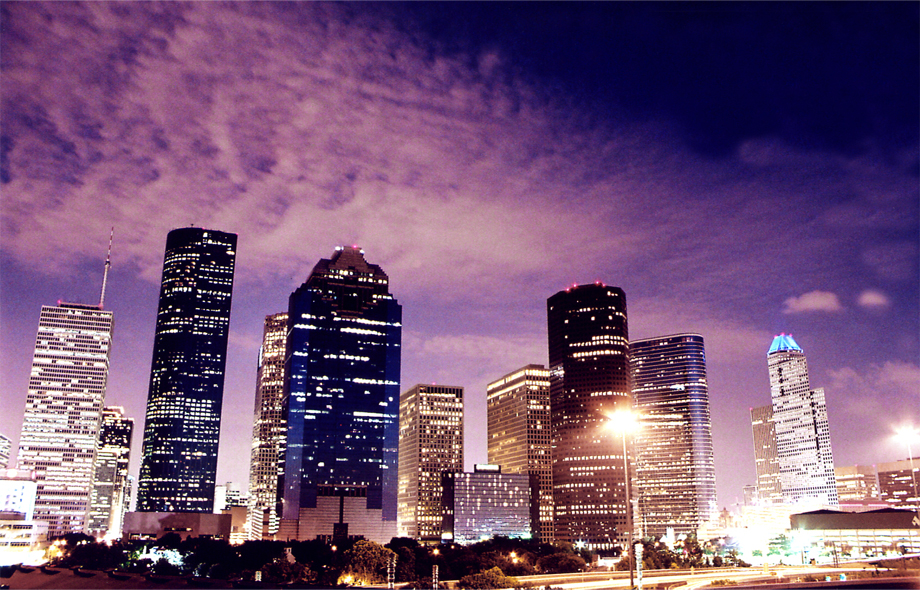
547,283,630,551
630,334,717,539
137,227,237,513
279,246,401,542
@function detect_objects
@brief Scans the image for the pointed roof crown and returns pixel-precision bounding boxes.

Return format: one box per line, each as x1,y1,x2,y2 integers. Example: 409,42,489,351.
768,333,802,355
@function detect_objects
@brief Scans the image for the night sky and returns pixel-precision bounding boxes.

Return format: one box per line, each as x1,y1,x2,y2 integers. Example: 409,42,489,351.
2,2,917,510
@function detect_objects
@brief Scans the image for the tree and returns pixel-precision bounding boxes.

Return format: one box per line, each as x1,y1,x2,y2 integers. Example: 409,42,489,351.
341,539,395,584
458,566,519,589
537,552,586,574
260,557,315,584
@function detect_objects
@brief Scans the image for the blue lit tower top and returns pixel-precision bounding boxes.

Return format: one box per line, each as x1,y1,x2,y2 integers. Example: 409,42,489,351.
768,333,802,355
281,246,401,523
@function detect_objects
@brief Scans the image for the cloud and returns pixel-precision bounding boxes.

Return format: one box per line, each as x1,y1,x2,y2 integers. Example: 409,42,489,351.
857,289,891,309
782,291,844,314
827,361,920,431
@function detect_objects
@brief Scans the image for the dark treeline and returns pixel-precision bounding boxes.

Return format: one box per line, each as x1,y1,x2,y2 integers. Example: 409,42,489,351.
46,532,746,587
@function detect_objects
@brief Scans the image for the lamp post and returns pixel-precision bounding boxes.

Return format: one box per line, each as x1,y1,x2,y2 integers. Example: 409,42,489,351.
897,427,919,514
608,410,639,589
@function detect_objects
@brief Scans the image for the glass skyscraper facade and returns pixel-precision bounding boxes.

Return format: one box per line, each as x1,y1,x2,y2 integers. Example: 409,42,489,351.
279,246,401,542
17,301,114,537
767,334,838,507
486,365,553,542
397,384,464,541
630,334,717,538
87,406,133,539
137,227,237,513
247,312,288,540
547,283,631,550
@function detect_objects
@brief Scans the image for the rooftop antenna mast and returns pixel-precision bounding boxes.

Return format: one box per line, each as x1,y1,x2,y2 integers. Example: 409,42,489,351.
99,227,113,309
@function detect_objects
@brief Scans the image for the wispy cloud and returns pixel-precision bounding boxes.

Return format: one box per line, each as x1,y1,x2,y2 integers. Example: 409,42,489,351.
782,291,844,314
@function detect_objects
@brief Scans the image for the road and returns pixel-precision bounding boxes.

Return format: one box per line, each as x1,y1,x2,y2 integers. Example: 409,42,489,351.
514,565,914,589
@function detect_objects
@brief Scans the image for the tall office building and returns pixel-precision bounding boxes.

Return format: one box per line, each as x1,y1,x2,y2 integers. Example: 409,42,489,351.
16,245,114,537
87,406,133,539
247,312,288,540
486,365,553,542
137,227,237,513
547,283,631,550
767,334,838,507
750,405,783,505
630,334,717,538
279,246,401,543
397,384,464,542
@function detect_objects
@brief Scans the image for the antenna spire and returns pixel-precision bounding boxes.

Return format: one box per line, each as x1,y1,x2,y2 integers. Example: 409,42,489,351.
99,228,113,308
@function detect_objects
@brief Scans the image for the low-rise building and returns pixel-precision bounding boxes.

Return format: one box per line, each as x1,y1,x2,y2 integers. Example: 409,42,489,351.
790,508,920,559
122,512,231,541
441,465,538,545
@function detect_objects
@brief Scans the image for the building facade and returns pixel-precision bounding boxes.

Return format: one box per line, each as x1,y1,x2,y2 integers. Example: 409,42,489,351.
750,405,783,505
137,227,237,513
87,407,133,539
0,434,10,469
16,300,114,537
547,283,631,550
441,465,538,545
835,465,881,505
767,334,838,507
630,334,717,539
279,246,401,543
247,312,288,540
397,384,464,542
486,365,553,542
877,458,920,510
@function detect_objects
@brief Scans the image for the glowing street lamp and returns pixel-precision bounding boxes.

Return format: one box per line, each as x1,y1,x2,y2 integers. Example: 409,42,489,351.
896,426,920,513
607,410,641,589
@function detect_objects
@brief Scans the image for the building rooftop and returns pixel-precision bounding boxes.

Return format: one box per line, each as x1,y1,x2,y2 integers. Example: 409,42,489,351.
768,333,802,355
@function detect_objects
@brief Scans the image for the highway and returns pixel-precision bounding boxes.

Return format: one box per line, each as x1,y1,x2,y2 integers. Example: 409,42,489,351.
510,564,917,589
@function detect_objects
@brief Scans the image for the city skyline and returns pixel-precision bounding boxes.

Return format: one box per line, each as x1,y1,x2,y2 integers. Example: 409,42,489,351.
1,2,917,511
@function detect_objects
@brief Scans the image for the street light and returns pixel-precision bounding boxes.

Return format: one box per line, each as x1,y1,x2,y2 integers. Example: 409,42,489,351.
896,426,920,514
607,410,640,589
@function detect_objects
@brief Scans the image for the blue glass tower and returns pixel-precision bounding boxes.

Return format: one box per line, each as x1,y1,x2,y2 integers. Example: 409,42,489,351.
630,334,717,538
280,246,401,542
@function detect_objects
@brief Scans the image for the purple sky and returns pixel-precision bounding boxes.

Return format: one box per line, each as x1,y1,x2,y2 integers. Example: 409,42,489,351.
2,2,918,510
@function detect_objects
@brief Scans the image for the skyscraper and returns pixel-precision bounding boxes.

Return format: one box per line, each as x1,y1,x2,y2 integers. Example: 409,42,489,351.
16,245,114,537
137,227,237,513
767,334,838,507
547,283,631,550
247,312,288,540
486,365,553,542
397,384,464,542
750,405,783,505
279,246,401,543
630,334,717,538
87,406,133,539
